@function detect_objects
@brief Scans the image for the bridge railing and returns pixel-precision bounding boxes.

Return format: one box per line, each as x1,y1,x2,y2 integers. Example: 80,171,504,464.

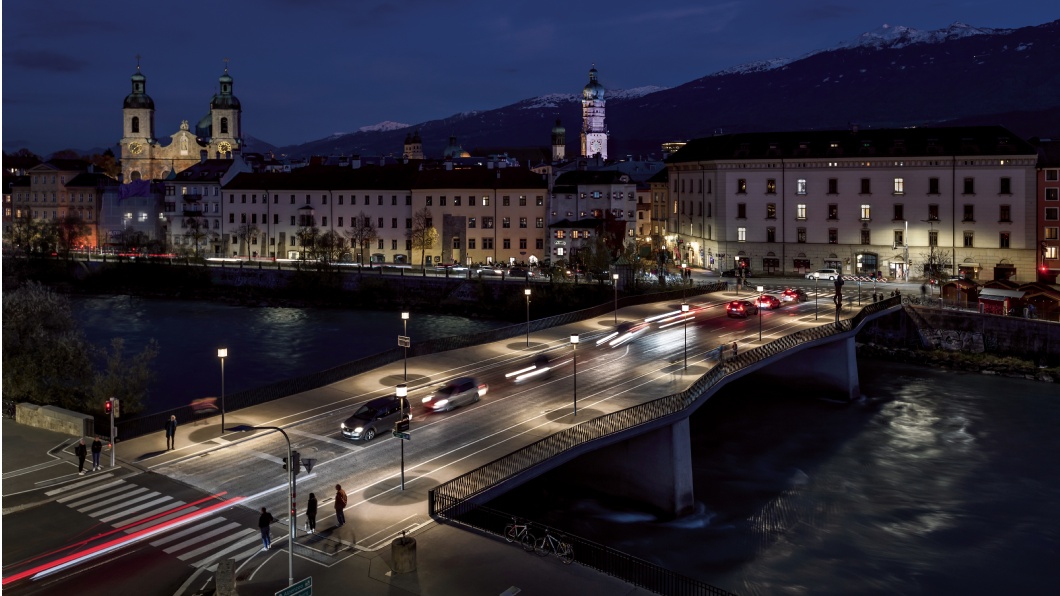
104,283,727,440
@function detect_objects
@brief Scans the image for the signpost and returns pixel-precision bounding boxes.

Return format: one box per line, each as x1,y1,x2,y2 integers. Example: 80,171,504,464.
275,577,312,596
392,431,411,441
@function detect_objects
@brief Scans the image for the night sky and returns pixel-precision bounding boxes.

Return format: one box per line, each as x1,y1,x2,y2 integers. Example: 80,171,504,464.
2,1,1055,155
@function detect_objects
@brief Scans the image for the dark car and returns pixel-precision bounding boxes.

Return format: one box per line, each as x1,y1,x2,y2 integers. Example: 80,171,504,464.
341,396,410,441
726,300,759,318
721,269,752,278
507,267,532,278
506,354,553,383
781,288,809,302
756,294,782,310
422,377,488,412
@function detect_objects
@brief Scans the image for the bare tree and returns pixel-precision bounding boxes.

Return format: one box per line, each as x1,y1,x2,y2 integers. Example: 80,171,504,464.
317,230,346,264
406,207,437,269
343,212,378,266
235,223,259,258
55,214,90,260
182,216,211,259
295,225,320,261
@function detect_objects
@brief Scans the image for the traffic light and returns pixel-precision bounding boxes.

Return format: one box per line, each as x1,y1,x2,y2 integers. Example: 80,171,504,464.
112,398,120,418
291,451,300,476
104,400,112,415
282,456,288,471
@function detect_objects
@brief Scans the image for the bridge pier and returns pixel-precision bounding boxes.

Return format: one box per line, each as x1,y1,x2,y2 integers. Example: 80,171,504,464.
561,418,694,518
759,335,861,401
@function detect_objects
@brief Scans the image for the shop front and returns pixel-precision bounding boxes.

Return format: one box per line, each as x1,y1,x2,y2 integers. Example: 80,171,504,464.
856,252,878,276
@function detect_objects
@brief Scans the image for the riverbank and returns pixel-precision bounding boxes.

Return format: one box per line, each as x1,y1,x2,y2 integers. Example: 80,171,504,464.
856,343,1058,382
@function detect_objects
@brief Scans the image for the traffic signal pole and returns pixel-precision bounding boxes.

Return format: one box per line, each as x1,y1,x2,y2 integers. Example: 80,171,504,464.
109,398,115,468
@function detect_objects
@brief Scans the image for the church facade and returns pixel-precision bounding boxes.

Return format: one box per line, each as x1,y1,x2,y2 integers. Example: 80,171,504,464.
580,65,608,160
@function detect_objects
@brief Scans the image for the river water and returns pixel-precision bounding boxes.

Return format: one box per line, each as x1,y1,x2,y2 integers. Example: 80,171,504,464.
70,295,506,414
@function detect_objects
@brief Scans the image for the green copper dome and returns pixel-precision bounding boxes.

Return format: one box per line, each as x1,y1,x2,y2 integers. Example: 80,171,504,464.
582,66,604,101
123,68,155,110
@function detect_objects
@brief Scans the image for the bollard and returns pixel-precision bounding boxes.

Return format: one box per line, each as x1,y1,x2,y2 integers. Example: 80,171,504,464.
215,558,238,595
391,532,416,574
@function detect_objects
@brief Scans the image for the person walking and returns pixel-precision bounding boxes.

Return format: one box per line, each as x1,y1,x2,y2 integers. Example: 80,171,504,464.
731,341,738,358
258,507,274,550
91,435,103,471
75,439,88,475
306,493,317,534
164,415,177,450
334,484,348,527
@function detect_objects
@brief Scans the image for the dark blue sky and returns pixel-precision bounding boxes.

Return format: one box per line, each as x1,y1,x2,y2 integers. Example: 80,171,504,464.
2,1,1055,155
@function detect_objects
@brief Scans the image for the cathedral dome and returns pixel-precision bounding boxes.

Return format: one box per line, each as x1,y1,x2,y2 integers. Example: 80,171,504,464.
582,66,604,101
442,135,469,159
124,70,155,109
195,113,212,138
210,69,241,109
551,119,566,134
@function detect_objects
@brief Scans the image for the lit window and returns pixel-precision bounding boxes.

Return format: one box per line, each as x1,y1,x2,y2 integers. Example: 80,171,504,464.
861,205,871,220
737,227,746,242
796,204,806,220
796,179,807,195
893,178,904,194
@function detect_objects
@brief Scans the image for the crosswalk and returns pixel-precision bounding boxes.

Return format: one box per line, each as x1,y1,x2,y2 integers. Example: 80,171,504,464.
46,475,267,572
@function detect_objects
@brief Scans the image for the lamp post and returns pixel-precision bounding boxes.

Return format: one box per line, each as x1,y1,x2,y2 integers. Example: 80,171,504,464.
524,288,532,346
396,384,408,491
570,334,579,416
226,424,294,587
217,348,227,434
756,285,764,342
400,311,410,381
681,303,689,369
814,272,820,320
612,273,619,324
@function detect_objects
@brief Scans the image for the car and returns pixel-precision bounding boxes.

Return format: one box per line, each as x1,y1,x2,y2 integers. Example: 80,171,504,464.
596,321,649,347
341,396,410,441
422,377,488,412
755,294,782,310
507,267,533,278
721,269,752,278
505,354,554,383
726,300,759,318
781,288,809,302
806,268,840,280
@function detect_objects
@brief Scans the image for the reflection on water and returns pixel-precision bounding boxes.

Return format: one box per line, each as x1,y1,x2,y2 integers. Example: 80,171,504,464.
490,359,1060,594
71,295,505,414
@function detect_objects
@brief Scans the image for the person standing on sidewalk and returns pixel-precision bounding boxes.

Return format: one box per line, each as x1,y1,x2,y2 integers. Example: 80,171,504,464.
90,436,103,471
164,415,177,450
75,439,88,475
306,493,317,534
334,484,347,527
258,507,274,550
732,341,738,358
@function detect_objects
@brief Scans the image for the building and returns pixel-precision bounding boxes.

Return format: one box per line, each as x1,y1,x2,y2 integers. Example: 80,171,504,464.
666,126,1039,281
548,169,636,264
580,66,607,160
551,119,567,162
120,63,243,183
1033,138,1060,283
166,157,253,256
9,159,118,251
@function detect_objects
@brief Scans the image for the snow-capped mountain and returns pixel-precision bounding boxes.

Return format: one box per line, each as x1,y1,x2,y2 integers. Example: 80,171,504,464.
357,121,411,133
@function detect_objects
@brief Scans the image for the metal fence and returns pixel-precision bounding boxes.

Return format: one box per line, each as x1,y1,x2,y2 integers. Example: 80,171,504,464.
101,282,728,440
426,297,902,595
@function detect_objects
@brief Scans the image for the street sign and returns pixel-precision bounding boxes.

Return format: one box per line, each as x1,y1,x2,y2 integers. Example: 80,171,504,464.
398,335,410,348
394,418,410,432
275,577,312,596
393,431,411,440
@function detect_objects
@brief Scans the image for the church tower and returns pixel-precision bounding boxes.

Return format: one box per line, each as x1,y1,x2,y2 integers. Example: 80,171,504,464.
580,65,607,160
403,130,424,160
209,62,242,158
551,119,566,162
121,61,156,181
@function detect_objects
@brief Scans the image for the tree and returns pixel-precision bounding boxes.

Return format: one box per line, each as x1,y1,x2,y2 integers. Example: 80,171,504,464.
317,230,346,263
182,216,212,259
343,211,378,266
92,338,158,416
88,149,121,179
235,223,260,258
406,207,437,269
55,214,90,260
295,225,320,261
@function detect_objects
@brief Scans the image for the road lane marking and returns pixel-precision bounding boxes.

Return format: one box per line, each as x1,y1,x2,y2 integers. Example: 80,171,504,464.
74,486,149,511
100,496,176,523
53,478,122,501
178,528,258,561
149,517,227,547
191,532,259,568
286,427,356,449
89,490,161,517
120,503,192,531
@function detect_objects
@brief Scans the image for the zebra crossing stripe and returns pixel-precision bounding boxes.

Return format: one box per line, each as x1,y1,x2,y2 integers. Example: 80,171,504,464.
55,479,124,503
193,533,260,569
99,497,174,523
163,522,242,554
45,473,115,497
76,487,149,512
178,528,258,562
89,491,161,518
150,518,226,547
206,540,271,572
121,504,192,532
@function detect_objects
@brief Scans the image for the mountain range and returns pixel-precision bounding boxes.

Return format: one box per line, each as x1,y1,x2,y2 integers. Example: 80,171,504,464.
261,19,1060,162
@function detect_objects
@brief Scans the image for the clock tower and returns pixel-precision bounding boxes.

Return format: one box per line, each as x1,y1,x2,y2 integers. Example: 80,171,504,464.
121,60,156,181
580,65,607,160
209,62,242,158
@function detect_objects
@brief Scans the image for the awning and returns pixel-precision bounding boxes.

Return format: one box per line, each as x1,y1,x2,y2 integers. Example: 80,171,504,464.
978,288,1025,300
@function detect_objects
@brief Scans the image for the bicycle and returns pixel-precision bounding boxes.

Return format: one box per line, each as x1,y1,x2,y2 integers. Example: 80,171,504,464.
534,528,573,564
502,517,536,552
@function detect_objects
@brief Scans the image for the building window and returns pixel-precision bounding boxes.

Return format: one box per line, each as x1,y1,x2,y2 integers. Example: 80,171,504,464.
999,205,1011,222
765,203,776,219
1045,207,1059,221
519,196,527,206
893,204,904,220
737,227,746,242
1046,188,1059,201
860,178,871,194
828,229,838,244
426,196,433,206
963,231,974,247
483,238,493,250
828,178,838,194
406,218,412,229
796,204,807,220
468,217,476,228
502,217,511,229
928,204,939,221
893,178,904,194
999,177,1012,194
999,232,1010,249
519,238,527,249
929,177,940,194
828,204,838,220
894,230,904,247
963,205,975,222
963,177,975,195
131,116,139,133
766,179,776,194
554,230,565,239
484,217,494,229
536,239,544,249
1047,246,1059,260
796,179,807,195
468,239,476,249
861,229,871,245
503,238,511,249
536,217,544,228
502,196,511,206
767,227,776,243
1047,170,1059,181
797,227,806,243
482,196,490,207
929,230,938,247
392,239,398,250
1045,227,1059,240
220,117,229,134
737,179,747,194
861,205,871,220
737,203,746,219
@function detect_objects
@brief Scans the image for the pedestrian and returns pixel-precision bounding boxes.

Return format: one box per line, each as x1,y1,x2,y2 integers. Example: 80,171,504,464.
164,415,177,450
306,493,317,534
91,435,103,471
75,438,88,475
732,341,738,358
920,284,927,298
334,484,348,527
258,507,274,550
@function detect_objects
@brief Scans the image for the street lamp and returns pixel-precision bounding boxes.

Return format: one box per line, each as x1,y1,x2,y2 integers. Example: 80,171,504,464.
396,384,409,491
681,303,689,369
612,273,619,324
217,348,227,434
226,424,295,587
814,272,820,320
756,285,764,341
570,334,579,416
400,311,410,381
524,288,532,346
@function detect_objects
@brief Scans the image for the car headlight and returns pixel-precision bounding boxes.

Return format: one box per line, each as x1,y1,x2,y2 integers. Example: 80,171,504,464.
433,399,449,408
422,395,433,403
353,426,364,433
341,423,347,430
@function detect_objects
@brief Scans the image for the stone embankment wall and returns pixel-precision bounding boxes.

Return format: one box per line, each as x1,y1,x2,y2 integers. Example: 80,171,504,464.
15,403,94,437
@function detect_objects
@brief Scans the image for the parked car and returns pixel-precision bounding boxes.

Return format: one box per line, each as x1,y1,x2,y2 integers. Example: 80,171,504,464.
806,268,840,280
721,269,752,278
781,288,809,302
755,294,782,310
422,377,488,412
726,300,759,318
507,267,533,278
341,396,410,441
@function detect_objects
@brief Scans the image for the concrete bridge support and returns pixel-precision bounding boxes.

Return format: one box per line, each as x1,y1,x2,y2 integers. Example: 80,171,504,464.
560,418,694,518
758,335,861,401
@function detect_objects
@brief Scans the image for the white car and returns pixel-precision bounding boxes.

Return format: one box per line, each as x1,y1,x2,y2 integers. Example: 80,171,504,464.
806,268,840,280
